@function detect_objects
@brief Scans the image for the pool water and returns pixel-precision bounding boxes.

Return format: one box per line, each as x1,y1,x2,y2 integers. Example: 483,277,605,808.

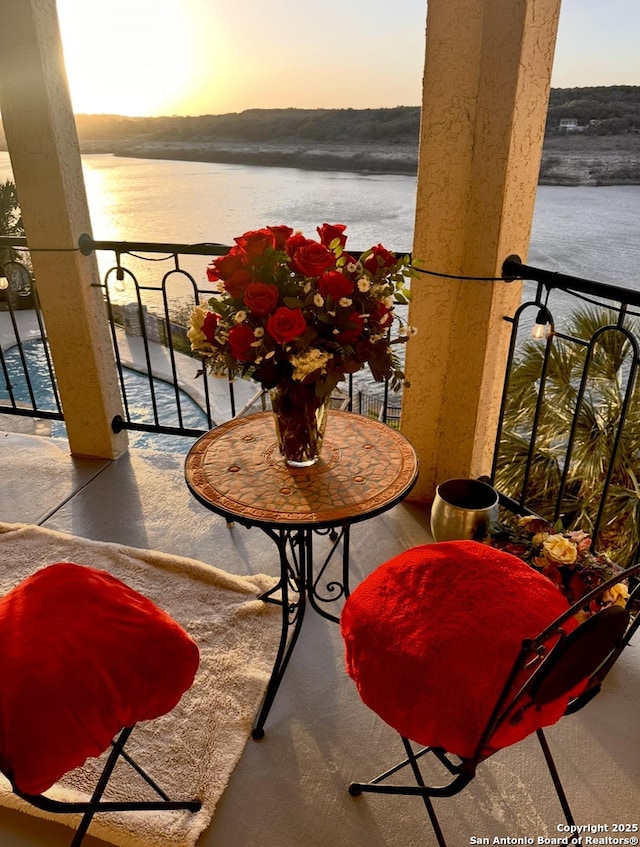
0,340,209,453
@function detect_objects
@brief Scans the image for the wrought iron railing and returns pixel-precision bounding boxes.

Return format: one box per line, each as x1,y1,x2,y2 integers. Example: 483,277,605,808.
492,256,640,566
4,232,640,563
0,235,396,446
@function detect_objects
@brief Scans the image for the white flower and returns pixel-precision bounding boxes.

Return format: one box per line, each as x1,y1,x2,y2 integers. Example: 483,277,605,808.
384,295,395,309
265,350,276,359
234,310,247,323
314,293,325,307
304,281,312,294
290,348,332,381
357,277,372,292
339,297,352,307
347,261,360,274
254,327,265,338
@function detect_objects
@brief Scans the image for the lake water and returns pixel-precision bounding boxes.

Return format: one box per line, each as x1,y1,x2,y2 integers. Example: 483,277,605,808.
3,150,640,288
3,150,640,347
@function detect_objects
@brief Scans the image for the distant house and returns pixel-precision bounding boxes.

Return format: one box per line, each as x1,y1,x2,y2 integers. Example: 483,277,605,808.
559,118,582,132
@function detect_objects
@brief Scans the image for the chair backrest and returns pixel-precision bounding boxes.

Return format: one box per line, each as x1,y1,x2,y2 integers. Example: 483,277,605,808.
474,561,640,762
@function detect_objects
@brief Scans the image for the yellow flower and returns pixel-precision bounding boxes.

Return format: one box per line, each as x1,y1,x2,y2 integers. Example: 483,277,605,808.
542,534,578,565
518,516,538,528
187,304,214,351
603,582,629,608
532,532,550,546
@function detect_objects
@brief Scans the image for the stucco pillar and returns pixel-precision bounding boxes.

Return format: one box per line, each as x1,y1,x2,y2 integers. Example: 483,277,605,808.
0,0,127,458
402,0,561,501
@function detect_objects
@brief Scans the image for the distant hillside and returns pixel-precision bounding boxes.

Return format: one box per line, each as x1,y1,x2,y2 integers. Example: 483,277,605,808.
2,88,640,182
72,107,421,146
546,85,640,135
68,86,640,146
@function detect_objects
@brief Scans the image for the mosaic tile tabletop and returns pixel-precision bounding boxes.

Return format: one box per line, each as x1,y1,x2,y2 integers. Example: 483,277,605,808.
185,411,418,528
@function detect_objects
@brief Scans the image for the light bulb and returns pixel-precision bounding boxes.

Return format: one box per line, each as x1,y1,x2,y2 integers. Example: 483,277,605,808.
114,266,126,293
531,321,549,340
531,308,551,340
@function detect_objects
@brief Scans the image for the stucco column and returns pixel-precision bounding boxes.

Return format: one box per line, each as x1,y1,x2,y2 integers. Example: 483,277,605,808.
402,0,561,501
0,0,127,458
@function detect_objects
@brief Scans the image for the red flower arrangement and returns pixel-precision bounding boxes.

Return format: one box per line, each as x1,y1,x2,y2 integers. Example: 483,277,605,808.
188,223,417,397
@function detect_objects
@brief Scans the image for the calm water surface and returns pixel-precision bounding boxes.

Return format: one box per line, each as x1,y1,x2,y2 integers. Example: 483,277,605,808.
3,151,640,289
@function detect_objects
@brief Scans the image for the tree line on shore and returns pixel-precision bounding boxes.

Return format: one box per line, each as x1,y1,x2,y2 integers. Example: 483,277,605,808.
2,86,640,151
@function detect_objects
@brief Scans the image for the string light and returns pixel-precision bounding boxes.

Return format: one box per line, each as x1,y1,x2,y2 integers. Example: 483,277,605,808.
114,265,126,293
531,307,551,340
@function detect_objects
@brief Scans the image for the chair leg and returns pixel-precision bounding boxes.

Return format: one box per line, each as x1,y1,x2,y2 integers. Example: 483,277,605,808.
536,729,576,829
69,727,134,847
401,737,448,847
348,738,449,847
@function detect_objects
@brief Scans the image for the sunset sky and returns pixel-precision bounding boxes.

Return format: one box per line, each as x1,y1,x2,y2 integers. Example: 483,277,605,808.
55,0,640,118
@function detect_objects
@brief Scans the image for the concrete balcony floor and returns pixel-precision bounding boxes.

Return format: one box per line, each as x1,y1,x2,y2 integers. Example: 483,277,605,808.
1,430,639,847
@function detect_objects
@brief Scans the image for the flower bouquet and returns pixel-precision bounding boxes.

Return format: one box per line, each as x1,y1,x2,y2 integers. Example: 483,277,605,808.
487,515,629,612
188,223,417,465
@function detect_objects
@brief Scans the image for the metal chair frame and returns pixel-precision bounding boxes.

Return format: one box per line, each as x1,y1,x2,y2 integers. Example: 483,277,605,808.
348,562,640,847
11,725,201,847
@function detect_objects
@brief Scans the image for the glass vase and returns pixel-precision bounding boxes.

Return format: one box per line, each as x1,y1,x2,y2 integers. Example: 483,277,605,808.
270,383,331,467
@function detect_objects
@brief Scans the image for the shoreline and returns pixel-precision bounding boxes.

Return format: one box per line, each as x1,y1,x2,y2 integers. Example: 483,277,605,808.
100,137,640,186
107,140,421,176
5,136,640,186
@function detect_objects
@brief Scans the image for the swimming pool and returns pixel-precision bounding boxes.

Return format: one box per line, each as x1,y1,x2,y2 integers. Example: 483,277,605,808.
0,339,210,453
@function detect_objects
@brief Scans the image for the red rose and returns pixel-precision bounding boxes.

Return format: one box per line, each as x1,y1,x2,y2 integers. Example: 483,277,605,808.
228,323,255,362
290,239,335,277
268,225,294,249
363,244,397,274
318,270,353,301
266,307,307,344
209,247,245,281
235,228,276,260
371,301,394,329
317,223,347,248
202,311,218,343
223,269,253,299
243,282,279,316
284,232,307,257
336,311,366,344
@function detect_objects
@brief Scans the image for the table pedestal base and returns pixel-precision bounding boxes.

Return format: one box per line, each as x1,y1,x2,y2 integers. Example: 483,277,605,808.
251,524,350,739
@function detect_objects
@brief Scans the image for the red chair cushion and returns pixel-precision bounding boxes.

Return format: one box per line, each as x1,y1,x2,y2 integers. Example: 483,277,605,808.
0,562,200,795
341,541,572,759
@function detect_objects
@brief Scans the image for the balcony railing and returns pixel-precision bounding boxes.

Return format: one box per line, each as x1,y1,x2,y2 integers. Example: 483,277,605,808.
492,256,640,566
3,235,640,565
0,235,399,446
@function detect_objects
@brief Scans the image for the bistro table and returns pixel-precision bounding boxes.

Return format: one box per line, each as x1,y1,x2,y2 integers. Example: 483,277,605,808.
184,409,418,738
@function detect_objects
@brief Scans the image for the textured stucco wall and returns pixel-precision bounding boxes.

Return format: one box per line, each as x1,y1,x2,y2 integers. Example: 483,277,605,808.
403,0,562,500
0,0,127,458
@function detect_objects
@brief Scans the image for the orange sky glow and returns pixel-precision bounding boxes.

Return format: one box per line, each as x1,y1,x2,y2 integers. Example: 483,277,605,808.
55,0,640,119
